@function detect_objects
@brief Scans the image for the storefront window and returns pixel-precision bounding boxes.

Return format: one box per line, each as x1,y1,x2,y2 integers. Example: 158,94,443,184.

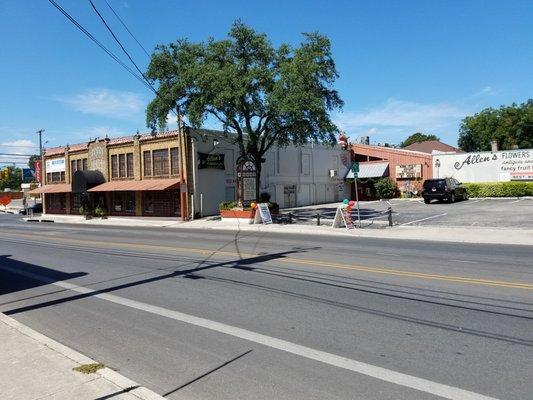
112,192,135,213
48,193,66,210
172,190,180,216
143,192,154,213
72,193,82,211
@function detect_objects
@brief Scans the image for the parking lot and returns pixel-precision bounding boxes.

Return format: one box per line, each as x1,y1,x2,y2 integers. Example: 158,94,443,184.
284,198,533,228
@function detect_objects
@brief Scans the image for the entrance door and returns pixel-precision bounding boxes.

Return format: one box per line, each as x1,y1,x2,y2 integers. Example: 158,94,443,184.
283,185,296,208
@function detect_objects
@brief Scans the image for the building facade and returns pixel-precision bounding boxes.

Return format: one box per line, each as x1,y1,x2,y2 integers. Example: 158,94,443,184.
348,144,433,199
32,128,351,218
432,148,533,182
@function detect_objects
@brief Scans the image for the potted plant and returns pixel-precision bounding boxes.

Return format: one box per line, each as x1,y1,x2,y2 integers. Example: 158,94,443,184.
94,205,107,219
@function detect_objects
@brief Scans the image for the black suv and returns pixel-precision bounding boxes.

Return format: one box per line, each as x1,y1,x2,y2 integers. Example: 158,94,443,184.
422,178,467,204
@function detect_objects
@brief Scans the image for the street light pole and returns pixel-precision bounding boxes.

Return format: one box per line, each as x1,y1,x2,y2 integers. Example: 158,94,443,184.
37,129,45,186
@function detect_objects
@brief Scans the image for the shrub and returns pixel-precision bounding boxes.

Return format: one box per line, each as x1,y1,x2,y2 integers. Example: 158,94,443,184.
463,182,533,197
219,201,238,210
260,192,271,202
375,178,397,199
94,206,107,217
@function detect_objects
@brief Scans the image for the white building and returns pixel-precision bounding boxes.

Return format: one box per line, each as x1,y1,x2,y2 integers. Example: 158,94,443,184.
189,130,351,216
432,148,533,182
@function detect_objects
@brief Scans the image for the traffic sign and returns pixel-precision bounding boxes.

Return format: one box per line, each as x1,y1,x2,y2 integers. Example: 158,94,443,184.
0,195,11,207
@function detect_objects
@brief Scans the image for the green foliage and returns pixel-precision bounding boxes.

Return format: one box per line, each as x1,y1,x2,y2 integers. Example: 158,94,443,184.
260,192,271,202
463,182,533,197
0,166,22,191
94,206,107,217
219,201,238,210
375,178,397,199
400,132,440,148
146,21,343,198
458,99,533,151
28,155,40,171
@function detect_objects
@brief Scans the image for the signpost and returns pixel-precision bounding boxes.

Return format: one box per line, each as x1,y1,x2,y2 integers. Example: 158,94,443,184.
254,203,273,224
351,162,362,228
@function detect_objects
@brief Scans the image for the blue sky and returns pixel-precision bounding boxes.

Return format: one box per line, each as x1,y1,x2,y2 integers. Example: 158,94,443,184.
1,0,532,165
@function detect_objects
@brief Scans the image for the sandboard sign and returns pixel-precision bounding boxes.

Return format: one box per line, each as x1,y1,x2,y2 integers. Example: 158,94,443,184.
332,205,355,230
254,203,273,224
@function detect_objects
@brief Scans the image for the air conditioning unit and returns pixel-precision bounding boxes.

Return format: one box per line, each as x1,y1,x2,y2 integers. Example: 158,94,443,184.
329,169,338,178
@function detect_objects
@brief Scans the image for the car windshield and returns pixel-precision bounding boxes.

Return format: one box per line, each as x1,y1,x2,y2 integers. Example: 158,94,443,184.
423,179,446,189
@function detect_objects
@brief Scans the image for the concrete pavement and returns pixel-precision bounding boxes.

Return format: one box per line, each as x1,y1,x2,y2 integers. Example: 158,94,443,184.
0,312,164,400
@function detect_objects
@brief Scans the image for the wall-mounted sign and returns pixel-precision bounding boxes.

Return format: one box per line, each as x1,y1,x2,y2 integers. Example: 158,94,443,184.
198,152,225,170
88,141,107,175
35,161,42,183
433,149,532,182
396,164,422,179
22,168,35,183
45,158,65,173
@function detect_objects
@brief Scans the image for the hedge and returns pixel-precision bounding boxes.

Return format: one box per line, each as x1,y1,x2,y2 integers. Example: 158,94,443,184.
463,182,533,197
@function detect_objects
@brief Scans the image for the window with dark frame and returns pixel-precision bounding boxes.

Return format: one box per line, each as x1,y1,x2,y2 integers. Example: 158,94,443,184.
153,149,169,176
143,151,152,176
119,154,126,178
127,153,133,178
111,155,118,179
170,147,179,176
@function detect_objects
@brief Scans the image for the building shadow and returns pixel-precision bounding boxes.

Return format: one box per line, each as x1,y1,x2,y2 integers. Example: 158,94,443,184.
0,255,87,296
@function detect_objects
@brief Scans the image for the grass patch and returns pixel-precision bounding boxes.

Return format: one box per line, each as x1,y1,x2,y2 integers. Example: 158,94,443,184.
73,362,105,374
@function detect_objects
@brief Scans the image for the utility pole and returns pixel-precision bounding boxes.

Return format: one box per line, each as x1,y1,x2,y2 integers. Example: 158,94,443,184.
37,129,45,186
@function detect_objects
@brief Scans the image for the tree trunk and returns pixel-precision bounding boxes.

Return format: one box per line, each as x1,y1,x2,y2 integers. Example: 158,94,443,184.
254,158,262,202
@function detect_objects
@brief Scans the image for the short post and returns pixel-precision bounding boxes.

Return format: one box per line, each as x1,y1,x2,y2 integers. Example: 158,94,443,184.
316,213,321,226
387,206,393,227
288,212,292,224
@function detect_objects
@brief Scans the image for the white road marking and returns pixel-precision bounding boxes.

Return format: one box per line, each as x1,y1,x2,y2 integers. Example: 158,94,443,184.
399,213,448,226
508,199,522,204
0,264,499,400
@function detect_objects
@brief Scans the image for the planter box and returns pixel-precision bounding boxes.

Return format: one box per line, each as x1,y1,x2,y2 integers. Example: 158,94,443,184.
220,209,256,219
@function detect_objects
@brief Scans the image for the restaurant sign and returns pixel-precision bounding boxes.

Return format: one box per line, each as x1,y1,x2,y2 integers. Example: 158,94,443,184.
198,152,225,170
396,164,422,179
45,158,65,173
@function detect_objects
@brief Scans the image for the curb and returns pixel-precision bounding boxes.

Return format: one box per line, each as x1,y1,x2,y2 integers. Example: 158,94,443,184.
0,312,165,400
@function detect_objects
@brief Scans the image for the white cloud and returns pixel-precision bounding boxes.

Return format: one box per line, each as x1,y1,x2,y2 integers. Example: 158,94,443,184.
58,88,145,118
0,140,38,165
335,98,468,144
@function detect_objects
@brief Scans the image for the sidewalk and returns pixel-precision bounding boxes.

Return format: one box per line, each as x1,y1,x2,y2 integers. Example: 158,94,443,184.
22,214,533,246
0,313,164,400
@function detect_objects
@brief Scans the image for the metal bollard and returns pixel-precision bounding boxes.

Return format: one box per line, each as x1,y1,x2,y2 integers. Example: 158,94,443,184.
288,212,293,224
387,207,393,227
316,213,321,226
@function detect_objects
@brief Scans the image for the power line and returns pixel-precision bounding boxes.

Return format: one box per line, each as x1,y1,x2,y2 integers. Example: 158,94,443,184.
104,0,150,57
87,0,155,94
0,144,39,149
47,0,153,93
0,153,33,157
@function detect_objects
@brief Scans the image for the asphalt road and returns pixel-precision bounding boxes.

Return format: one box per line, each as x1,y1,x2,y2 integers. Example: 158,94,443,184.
1,213,532,400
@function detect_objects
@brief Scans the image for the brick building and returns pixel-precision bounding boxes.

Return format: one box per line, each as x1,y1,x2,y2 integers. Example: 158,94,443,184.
347,144,433,199
30,130,188,219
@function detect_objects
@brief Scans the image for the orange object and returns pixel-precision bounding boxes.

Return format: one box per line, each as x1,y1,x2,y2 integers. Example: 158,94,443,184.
250,202,257,209
0,195,11,207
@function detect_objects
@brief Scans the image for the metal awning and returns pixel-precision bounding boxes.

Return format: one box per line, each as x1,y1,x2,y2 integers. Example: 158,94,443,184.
88,178,181,192
72,170,106,194
28,184,71,194
345,162,389,179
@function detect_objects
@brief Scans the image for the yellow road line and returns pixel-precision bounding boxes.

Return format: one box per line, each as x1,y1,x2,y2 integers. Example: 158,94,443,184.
1,231,532,290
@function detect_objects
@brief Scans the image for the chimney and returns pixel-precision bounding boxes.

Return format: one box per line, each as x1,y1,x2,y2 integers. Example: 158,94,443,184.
491,140,498,152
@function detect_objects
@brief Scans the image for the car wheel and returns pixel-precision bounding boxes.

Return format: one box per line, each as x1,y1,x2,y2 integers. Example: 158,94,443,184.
424,198,430,204
449,193,455,203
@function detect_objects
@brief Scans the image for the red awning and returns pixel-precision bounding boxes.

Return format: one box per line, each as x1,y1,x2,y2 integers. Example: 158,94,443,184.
87,178,181,192
28,184,72,194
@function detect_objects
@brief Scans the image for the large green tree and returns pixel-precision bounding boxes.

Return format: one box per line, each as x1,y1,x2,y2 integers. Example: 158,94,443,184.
458,99,533,151
0,166,22,191
28,154,40,171
400,132,439,148
145,21,343,200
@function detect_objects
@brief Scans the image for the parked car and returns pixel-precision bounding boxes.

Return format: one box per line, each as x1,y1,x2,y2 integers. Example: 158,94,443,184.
18,203,43,215
422,178,468,204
